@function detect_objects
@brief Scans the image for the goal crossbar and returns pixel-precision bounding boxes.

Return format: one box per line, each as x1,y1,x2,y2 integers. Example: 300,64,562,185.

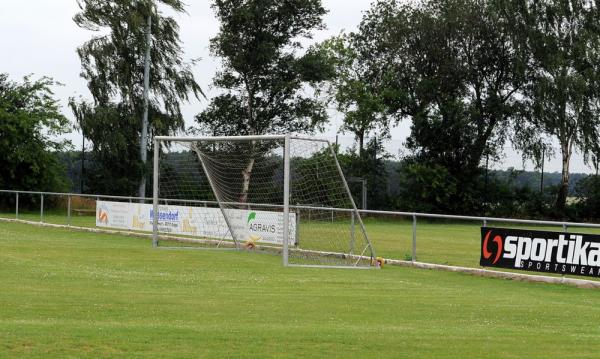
154,135,330,143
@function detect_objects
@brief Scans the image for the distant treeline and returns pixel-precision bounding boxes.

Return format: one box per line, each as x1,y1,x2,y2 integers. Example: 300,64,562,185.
56,150,600,221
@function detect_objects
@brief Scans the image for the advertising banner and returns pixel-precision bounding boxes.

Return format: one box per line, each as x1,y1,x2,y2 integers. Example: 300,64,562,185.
96,201,296,246
480,227,600,278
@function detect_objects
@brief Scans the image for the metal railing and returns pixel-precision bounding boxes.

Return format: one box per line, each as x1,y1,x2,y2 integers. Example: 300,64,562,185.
0,189,153,226
1,189,599,263
355,209,600,262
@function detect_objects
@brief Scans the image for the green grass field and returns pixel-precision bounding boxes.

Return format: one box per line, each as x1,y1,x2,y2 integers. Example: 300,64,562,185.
5,208,600,270
2,221,600,358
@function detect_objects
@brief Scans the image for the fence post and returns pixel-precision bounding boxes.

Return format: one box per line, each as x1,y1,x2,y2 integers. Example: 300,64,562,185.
40,193,44,223
295,210,300,247
562,223,568,279
412,215,417,262
483,219,487,227
15,192,19,220
350,211,356,254
362,179,367,211
67,195,72,226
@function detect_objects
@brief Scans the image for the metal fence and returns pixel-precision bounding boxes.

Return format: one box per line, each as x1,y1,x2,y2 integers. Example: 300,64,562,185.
2,189,600,266
357,209,600,262
0,189,153,226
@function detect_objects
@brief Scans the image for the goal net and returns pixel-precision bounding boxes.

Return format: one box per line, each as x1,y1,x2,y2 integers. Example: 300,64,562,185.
153,135,376,268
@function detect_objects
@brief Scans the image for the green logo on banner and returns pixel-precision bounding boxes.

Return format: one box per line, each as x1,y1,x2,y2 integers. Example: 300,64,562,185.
247,211,256,224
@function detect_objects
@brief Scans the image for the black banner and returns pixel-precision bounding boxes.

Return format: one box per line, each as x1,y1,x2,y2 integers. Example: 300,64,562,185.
480,227,600,278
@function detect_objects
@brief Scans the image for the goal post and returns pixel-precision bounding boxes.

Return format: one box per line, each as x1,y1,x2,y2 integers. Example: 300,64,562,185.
282,134,291,266
152,134,376,268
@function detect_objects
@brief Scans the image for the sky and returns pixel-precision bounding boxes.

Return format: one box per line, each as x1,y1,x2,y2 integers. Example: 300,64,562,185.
0,0,594,174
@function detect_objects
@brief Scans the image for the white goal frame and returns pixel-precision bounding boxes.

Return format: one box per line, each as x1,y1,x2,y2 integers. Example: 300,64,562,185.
152,134,375,268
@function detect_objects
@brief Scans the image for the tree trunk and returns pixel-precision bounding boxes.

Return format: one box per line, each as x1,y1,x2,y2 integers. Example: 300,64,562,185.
240,156,255,204
358,131,364,159
555,140,572,214
240,75,255,204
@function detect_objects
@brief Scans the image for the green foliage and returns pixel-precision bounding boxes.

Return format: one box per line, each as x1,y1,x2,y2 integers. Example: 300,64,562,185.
74,0,202,118
323,0,531,214
196,0,332,136
398,163,459,213
195,0,334,202
73,0,202,195
318,36,388,153
515,0,600,213
69,102,145,195
158,151,216,201
338,138,392,209
70,100,186,196
337,0,600,217
0,74,71,194
357,0,526,179
481,171,548,219
292,149,350,207
574,175,600,220
396,162,553,217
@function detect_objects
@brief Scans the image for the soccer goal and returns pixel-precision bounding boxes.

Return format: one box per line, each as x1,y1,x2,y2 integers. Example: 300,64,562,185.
152,134,376,268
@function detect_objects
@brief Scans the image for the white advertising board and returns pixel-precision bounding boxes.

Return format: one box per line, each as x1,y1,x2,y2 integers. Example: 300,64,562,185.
96,201,296,246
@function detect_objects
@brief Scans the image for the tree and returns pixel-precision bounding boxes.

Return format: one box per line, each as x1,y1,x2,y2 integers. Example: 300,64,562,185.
338,138,392,209
348,0,528,213
574,174,600,220
397,162,459,213
196,0,334,202
74,0,202,196
517,0,600,214
69,101,141,196
0,74,71,194
319,36,388,157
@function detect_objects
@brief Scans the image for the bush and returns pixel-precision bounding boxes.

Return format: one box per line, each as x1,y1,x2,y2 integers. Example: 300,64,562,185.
0,74,71,197
573,175,600,221
397,163,459,213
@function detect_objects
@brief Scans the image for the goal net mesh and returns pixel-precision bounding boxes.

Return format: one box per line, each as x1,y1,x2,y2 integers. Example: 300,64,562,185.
156,137,375,267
